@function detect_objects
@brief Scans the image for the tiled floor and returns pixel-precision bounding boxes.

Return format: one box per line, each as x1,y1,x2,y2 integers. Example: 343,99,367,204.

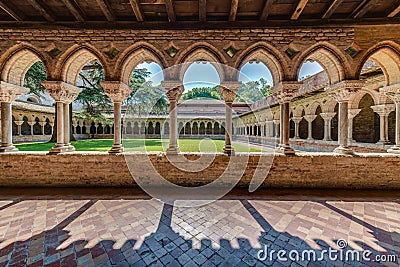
0,188,399,266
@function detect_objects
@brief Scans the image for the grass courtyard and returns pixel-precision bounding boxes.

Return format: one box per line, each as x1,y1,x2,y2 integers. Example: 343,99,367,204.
15,139,261,152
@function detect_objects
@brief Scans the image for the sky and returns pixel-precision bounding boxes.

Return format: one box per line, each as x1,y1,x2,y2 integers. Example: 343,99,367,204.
136,60,324,91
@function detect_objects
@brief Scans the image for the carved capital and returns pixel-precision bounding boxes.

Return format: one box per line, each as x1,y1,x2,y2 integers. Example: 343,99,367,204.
320,112,336,121
219,81,241,103
348,108,362,119
303,115,317,122
100,81,132,103
325,80,365,102
271,81,302,104
162,80,184,101
0,82,29,102
41,81,82,103
371,104,395,116
380,84,400,104
291,116,303,124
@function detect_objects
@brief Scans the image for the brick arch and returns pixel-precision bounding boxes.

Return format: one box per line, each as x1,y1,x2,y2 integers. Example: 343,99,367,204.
306,101,322,115
234,42,286,85
175,42,227,81
117,42,167,85
293,105,306,117
1,44,48,87
322,98,338,113
294,42,348,85
57,44,109,85
349,89,380,109
356,41,400,86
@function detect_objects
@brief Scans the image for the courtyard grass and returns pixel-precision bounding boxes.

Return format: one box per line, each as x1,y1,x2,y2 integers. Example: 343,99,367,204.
15,139,261,152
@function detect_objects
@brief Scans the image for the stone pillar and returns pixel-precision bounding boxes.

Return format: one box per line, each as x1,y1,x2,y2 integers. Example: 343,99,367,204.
0,82,29,152
326,80,364,155
272,81,300,155
15,121,23,136
273,120,280,138
42,81,82,154
162,80,184,154
371,105,395,145
28,121,34,135
380,85,400,153
320,113,336,141
348,109,361,145
291,117,302,139
101,81,132,154
40,121,46,135
219,81,241,155
304,115,317,140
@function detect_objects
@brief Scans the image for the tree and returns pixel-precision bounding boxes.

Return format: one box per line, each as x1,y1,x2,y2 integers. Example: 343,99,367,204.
23,61,47,96
127,68,169,116
235,79,272,102
181,86,221,100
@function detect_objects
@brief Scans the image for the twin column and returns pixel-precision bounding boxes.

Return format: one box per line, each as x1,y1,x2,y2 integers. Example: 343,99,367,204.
41,81,82,154
380,85,400,153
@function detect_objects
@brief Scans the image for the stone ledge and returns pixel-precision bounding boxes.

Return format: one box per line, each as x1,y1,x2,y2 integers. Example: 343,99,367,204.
0,153,399,189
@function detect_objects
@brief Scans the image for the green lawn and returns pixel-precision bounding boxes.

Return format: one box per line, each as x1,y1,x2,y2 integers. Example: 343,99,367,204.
15,139,260,152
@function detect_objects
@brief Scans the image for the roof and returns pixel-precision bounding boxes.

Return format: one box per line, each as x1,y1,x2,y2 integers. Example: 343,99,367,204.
0,0,398,26
12,100,55,114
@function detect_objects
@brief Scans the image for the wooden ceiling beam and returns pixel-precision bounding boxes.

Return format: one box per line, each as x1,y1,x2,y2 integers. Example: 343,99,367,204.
26,0,55,22
260,0,274,20
60,0,85,22
352,0,378,19
95,0,115,22
199,0,206,21
322,0,344,19
229,0,239,21
129,0,145,22
0,1,24,21
291,0,309,20
388,4,400,17
165,0,176,22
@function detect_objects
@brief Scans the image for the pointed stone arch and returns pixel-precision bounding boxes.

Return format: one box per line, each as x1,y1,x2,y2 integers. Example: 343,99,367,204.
294,42,348,85
57,44,109,85
1,43,49,87
357,41,400,86
235,42,286,85
117,42,167,85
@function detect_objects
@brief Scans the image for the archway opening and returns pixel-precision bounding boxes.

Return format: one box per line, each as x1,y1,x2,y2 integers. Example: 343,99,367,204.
353,94,380,143
312,106,324,140
238,62,273,103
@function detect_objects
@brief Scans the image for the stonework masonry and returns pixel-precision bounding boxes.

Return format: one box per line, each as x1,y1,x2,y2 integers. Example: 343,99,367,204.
0,153,399,189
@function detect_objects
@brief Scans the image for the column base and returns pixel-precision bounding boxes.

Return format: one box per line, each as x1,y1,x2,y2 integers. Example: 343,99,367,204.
276,144,295,155
47,145,69,155
109,144,124,154
387,146,400,154
377,140,391,146
65,144,76,152
0,145,18,153
166,146,180,154
333,146,354,155
223,145,235,156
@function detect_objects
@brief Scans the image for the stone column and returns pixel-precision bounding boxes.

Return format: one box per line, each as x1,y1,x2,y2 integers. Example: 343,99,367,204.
15,121,23,136
219,81,241,155
320,113,336,141
380,85,400,153
272,81,301,155
304,115,317,140
326,80,364,154
49,122,54,135
162,80,184,154
348,109,361,145
371,105,395,145
40,121,46,135
0,82,29,152
291,117,302,139
28,121,34,135
101,81,132,154
42,81,82,154
273,120,280,138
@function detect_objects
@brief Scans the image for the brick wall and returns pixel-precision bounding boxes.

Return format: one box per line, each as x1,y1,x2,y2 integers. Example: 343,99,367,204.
0,153,398,189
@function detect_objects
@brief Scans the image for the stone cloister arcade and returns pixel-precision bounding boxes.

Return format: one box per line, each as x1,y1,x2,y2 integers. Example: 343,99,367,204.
0,26,400,155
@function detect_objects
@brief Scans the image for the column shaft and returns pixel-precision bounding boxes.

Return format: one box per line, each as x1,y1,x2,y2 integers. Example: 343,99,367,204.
0,102,16,152
278,102,295,155
335,101,353,154
48,101,66,154
167,100,179,153
109,102,123,153
223,102,234,155
63,103,70,147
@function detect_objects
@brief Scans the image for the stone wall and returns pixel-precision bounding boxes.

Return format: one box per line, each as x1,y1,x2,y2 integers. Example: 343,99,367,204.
0,153,399,189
